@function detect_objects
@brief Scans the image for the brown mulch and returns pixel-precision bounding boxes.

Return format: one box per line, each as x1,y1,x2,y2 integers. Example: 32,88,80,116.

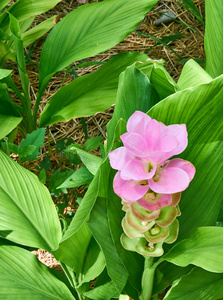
8,0,205,290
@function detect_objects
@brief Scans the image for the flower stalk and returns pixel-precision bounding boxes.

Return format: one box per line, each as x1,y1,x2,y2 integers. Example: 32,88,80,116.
140,257,155,300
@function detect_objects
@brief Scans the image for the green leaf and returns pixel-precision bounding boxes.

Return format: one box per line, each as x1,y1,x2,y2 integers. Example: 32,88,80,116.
58,166,93,189
0,151,62,251
135,30,182,59
177,59,212,89
60,168,100,243
0,42,16,65
163,227,223,273
48,169,75,195
0,0,61,31
107,168,144,295
177,0,204,25
107,63,160,150
19,144,36,160
0,245,75,299
66,145,103,175
150,62,179,99
1,142,19,155
38,168,46,184
0,115,22,140
204,0,223,77
0,0,10,11
152,262,192,296
0,69,12,80
78,237,105,286
88,196,128,295
164,268,223,300
145,34,182,54
39,52,149,127
85,136,103,151
19,128,45,162
22,16,57,48
54,158,110,280
53,221,92,274
84,281,120,300
38,0,158,93
148,75,223,242
19,16,35,34
0,83,21,117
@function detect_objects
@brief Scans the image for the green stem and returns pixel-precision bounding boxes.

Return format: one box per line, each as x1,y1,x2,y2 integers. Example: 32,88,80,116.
139,257,156,300
4,77,35,133
33,80,48,128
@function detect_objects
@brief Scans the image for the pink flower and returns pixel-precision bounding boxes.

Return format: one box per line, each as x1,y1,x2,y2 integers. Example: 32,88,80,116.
109,111,195,209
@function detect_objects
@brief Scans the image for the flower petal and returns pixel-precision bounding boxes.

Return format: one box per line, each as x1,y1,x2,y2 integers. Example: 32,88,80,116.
158,134,179,152
120,159,156,181
121,132,149,157
108,147,134,171
167,158,195,181
126,111,151,135
163,124,188,159
149,167,190,194
144,119,161,152
113,171,149,202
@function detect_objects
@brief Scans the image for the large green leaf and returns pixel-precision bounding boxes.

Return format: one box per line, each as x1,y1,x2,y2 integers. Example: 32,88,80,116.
107,168,144,297
52,161,108,277
152,262,192,296
164,268,223,300
38,0,158,94
54,222,92,274
204,0,223,77
59,163,102,243
88,196,128,296
0,115,22,140
39,52,149,127
177,59,213,89
0,0,60,30
148,75,223,242
0,245,75,299
107,63,160,150
0,151,62,251
0,0,10,11
163,227,223,272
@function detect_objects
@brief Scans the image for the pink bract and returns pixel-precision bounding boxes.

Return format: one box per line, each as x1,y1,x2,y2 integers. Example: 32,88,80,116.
108,111,195,208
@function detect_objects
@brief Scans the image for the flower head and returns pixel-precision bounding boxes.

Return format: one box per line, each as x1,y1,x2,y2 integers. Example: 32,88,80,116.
109,111,195,207
109,111,195,257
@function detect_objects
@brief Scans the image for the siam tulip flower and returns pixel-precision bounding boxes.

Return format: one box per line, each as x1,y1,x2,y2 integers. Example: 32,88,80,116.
108,111,195,257
109,111,195,208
